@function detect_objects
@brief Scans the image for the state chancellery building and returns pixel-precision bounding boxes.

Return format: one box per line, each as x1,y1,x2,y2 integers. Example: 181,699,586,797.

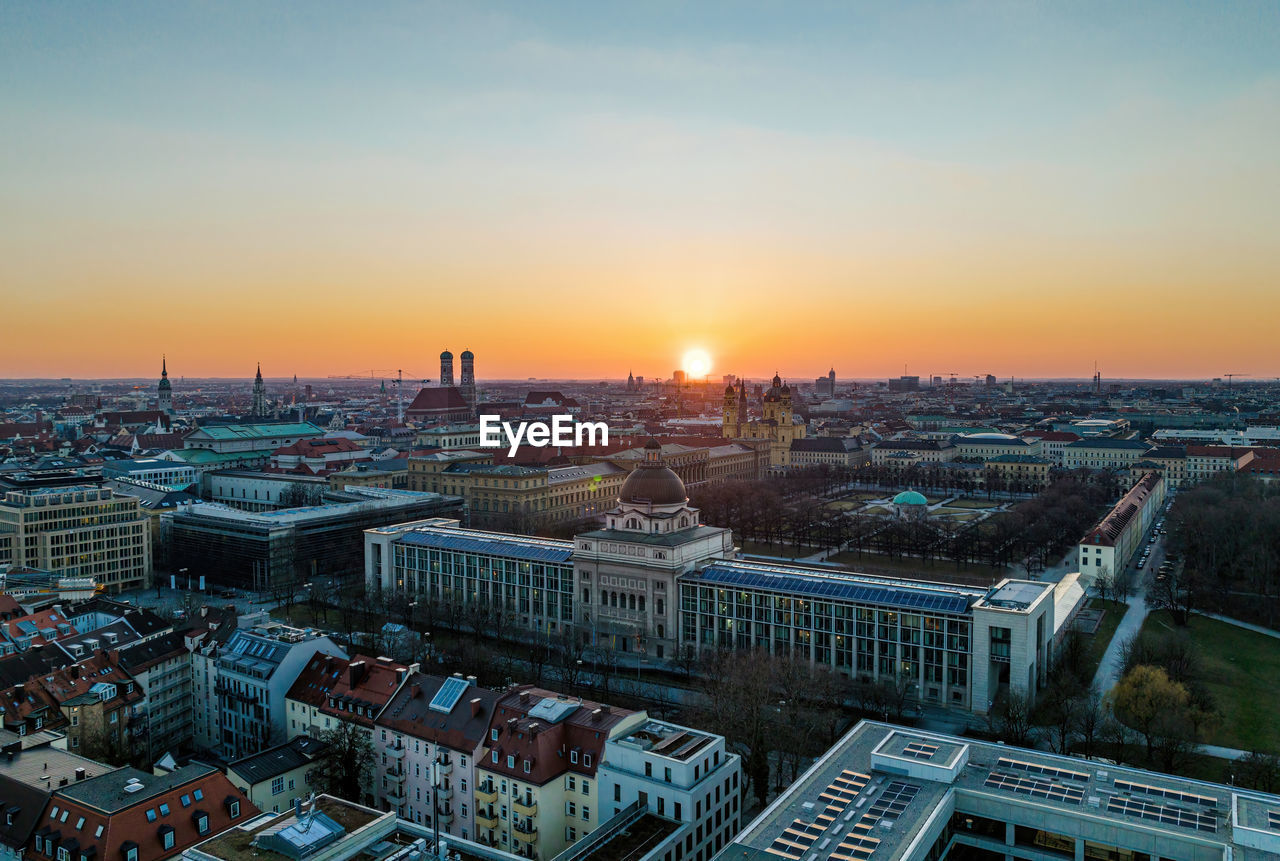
366,441,1080,715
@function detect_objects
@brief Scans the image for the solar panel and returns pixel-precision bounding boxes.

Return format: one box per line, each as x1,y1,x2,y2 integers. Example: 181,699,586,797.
997,757,1088,783
694,564,974,615
1268,809,1280,830
903,741,939,760
400,530,574,564
428,676,470,713
1107,796,1217,833
1113,779,1216,808
829,831,880,861
984,772,1085,804
765,819,825,860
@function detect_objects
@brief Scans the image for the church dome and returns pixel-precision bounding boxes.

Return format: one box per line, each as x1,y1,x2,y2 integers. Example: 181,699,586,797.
440,350,453,359
461,350,474,359
725,385,736,395
620,440,688,506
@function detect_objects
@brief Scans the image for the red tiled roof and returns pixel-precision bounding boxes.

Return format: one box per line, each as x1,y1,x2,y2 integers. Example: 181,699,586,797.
407,387,470,412
35,766,258,861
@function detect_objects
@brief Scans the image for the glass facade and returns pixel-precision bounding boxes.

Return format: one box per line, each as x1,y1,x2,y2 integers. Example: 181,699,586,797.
679,581,971,705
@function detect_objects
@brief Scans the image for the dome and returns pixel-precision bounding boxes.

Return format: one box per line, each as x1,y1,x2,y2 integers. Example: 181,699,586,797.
621,465,688,506
725,385,736,395
461,350,474,359
963,432,1018,441
893,490,928,506
440,350,453,359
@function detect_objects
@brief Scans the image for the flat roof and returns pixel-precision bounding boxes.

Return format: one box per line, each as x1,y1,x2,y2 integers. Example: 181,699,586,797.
726,721,1280,861
686,560,981,616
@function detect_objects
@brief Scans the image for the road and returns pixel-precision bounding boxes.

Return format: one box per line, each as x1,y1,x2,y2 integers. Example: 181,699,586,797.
1091,499,1174,698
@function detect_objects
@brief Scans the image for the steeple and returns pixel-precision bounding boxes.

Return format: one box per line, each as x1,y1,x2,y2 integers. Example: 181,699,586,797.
251,363,268,417
157,355,173,415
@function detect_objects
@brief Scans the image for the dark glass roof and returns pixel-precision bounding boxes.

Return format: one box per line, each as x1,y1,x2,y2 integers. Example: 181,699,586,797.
398,529,573,564
691,563,975,615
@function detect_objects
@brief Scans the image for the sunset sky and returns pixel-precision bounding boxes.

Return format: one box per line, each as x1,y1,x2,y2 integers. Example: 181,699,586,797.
2,2,1278,381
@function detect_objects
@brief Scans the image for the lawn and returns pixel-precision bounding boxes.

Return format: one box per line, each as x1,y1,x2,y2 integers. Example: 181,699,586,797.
946,498,1001,510
1139,610,1280,754
1079,598,1128,683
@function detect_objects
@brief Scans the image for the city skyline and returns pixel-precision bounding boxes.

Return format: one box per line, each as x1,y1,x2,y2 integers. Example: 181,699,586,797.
4,1,1279,379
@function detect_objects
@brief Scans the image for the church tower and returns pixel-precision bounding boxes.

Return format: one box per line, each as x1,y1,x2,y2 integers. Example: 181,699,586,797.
157,356,173,415
251,363,268,417
722,384,738,437
440,350,454,387
459,349,476,411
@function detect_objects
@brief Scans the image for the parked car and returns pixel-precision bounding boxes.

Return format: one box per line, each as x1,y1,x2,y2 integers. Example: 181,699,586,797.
1137,560,1146,569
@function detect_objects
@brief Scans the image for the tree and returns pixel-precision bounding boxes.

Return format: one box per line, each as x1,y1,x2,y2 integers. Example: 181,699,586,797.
990,688,1035,748
1106,665,1191,765
1234,750,1280,793
315,722,375,803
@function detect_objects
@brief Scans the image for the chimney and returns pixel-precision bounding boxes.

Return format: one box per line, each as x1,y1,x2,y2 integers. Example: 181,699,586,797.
75,767,86,781
466,675,477,687
469,697,481,718
348,660,365,687
519,691,530,705
293,798,303,818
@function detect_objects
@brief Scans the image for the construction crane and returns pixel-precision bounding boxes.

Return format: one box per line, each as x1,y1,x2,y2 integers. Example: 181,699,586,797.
1224,373,1249,391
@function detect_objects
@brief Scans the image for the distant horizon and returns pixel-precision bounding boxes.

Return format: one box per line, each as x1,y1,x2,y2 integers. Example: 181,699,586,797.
1,371,1271,386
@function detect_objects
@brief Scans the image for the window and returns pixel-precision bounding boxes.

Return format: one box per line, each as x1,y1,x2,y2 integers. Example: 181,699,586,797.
583,806,590,822
570,751,579,764
584,754,592,767
160,828,175,850
523,760,530,774
197,814,209,835
229,801,241,818
58,848,70,861
146,809,157,823
582,779,589,794
566,802,576,817
491,728,499,741
159,804,170,817
271,777,285,796
193,790,204,801
124,846,138,861
614,785,621,802
507,755,515,769
75,818,84,831
180,795,191,808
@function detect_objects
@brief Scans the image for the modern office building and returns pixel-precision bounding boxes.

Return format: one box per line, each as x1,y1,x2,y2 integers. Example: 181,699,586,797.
169,487,462,592
100,458,198,491
721,719,1280,861
0,485,152,592
370,447,1072,714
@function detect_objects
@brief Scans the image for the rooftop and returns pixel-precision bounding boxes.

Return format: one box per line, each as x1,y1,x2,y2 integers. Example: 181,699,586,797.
56,763,218,814
686,560,982,616
187,795,385,861
729,720,1280,861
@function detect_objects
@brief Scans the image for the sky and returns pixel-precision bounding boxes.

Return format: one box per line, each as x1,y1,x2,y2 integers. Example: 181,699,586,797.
2,1,1278,382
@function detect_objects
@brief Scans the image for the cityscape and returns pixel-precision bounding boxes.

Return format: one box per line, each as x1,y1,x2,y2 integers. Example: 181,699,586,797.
4,4,1280,861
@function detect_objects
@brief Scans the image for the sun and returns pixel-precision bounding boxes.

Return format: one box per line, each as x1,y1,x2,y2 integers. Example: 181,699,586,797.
682,348,712,379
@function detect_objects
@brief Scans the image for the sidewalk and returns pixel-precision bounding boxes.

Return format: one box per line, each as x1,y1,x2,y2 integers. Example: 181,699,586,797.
1194,610,1280,641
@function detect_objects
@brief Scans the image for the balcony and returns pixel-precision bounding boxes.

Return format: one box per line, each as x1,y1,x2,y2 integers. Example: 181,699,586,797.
385,787,406,805
475,810,498,829
513,798,537,817
512,823,538,845
435,805,454,825
435,756,453,775
436,785,453,802
387,743,406,760
476,785,497,804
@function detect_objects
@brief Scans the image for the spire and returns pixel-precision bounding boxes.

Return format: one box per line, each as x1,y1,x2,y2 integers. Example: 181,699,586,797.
162,355,168,379
256,363,263,381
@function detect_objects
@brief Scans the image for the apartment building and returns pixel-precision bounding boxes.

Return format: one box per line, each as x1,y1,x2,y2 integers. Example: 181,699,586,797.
474,687,645,860
283,653,415,808
598,718,742,861
215,626,345,760
1077,471,1166,585
374,672,501,840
